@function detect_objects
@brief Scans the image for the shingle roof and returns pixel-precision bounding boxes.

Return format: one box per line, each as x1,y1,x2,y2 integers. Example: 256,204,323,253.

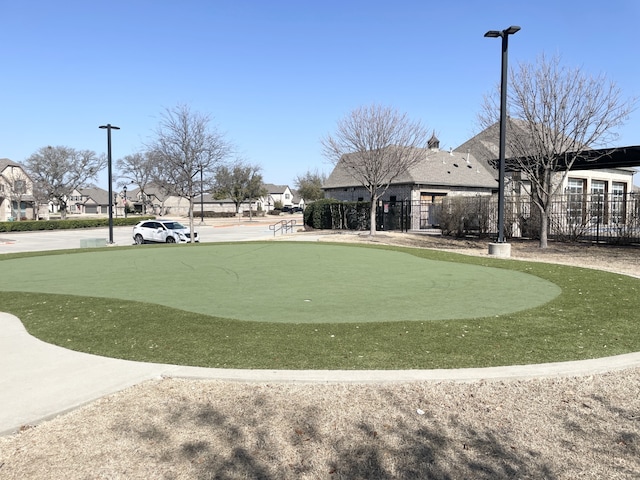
456,122,640,174
0,158,28,175
263,183,289,194
78,187,110,205
127,184,171,202
323,148,497,190
454,120,552,172
194,193,236,203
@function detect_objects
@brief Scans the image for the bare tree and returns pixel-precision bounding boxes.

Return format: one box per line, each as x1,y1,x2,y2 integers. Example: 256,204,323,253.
294,169,326,203
24,146,106,220
480,54,636,248
322,104,431,235
148,104,232,242
212,159,266,220
116,152,156,214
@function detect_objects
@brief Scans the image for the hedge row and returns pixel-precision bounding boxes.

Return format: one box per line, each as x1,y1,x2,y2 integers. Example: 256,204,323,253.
303,199,370,230
0,216,154,233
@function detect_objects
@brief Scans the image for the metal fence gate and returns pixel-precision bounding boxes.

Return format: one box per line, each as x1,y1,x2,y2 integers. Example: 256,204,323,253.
376,200,411,232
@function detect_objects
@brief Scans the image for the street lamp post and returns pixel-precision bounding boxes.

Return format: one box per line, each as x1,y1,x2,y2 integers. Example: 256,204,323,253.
99,124,120,244
200,165,204,224
123,184,128,219
484,25,520,248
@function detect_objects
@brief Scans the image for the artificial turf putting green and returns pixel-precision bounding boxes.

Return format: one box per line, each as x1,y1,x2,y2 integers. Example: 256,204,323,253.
0,241,638,369
0,242,559,323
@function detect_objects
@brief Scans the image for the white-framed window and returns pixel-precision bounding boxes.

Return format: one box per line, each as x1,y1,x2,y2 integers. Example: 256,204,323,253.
590,180,607,223
567,178,585,224
611,182,626,223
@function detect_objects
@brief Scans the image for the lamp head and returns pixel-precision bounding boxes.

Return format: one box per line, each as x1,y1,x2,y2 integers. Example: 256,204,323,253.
484,26,520,38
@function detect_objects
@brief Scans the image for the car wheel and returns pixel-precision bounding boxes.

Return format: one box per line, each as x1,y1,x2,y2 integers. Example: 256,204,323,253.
134,234,144,245
166,236,176,243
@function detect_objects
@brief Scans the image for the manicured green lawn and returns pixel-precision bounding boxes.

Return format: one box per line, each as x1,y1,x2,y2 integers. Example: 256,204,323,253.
0,242,637,369
0,243,558,323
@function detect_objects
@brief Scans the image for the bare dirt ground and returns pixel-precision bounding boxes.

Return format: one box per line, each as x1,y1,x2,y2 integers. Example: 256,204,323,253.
317,231,640,278
1,234,639,479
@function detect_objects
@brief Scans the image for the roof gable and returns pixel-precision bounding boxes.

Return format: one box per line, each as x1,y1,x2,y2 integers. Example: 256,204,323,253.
78,187,110,205
324,147,497,190
0,158,30,178
263,183,290,194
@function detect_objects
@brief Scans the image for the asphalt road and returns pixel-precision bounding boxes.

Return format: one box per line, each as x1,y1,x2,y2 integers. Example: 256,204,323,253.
0,216,304,254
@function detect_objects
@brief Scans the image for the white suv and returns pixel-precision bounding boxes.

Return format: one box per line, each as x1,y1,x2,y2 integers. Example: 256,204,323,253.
132,220,199,244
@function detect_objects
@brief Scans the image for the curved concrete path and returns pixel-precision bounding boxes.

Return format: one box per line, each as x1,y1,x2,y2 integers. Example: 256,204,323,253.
3,311,640,436
2,223,640,436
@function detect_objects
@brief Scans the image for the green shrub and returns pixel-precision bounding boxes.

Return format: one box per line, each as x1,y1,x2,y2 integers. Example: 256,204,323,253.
0,216,154,233
200,211,236,218
303,199,369,230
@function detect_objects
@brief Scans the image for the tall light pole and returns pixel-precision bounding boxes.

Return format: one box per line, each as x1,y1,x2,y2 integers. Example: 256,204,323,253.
123,184,128,219
99,124,120,244
484,25,520,245
199,165,204,224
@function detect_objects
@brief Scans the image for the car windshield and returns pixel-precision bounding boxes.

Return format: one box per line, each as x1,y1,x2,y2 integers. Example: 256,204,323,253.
162,222,185,230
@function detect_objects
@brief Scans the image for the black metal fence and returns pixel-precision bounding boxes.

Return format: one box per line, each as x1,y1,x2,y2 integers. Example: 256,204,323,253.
410,193,640,245
306,195,640,245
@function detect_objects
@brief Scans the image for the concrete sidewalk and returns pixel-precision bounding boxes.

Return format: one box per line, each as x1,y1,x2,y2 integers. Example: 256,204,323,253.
3,310,640,436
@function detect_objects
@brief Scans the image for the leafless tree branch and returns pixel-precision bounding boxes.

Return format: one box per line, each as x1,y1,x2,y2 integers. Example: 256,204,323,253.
479,54,637,247
322,104,430,235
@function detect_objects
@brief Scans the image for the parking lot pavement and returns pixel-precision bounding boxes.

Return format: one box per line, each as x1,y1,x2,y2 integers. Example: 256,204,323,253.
0,217,305,254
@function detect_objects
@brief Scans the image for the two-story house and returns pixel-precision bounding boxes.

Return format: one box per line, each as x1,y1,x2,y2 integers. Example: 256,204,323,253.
263,184,295,211
0,158,35,221
67,187,111,215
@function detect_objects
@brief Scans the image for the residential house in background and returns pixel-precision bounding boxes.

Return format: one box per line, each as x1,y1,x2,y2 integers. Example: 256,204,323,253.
193,193,260,216
68,187,110,215
127,185,258,217
263,184,295,210
323,135,498,228
122,183,302,217
127,185,172,215
291,192,305,211
0,158,35,221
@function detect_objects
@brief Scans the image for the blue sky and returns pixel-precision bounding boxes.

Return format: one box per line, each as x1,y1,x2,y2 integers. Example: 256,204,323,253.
1,0,638,187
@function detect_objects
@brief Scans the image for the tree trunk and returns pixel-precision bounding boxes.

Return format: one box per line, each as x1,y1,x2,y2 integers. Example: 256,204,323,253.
189,198,195,243
539,206,549,248
369,197,377,236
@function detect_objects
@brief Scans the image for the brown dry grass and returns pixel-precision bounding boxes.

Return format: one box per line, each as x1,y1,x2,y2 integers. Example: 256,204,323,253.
1,234,639,479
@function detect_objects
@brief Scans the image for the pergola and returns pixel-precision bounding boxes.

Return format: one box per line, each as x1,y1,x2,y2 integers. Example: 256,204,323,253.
507,145,640,172
565,145,640,171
